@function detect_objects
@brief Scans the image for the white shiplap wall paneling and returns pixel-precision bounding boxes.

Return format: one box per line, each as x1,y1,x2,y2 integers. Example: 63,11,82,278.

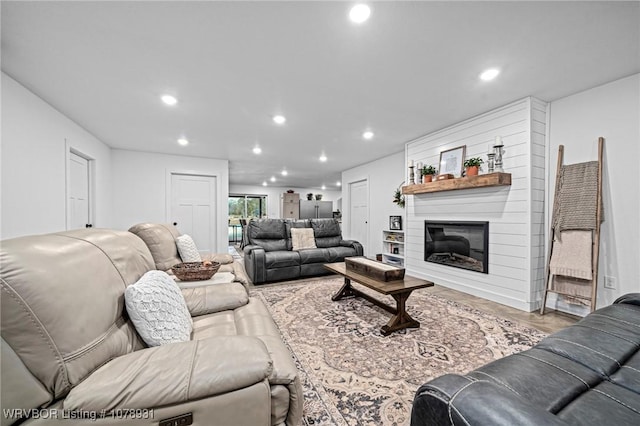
405,97,548,311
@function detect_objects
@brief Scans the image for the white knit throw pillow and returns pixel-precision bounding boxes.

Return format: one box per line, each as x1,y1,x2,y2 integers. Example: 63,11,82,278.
125,270,193,346
176,234,202,262
291,228,317,250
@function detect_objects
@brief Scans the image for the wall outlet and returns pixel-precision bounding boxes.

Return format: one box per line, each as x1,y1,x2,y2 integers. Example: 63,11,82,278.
604,275,617,289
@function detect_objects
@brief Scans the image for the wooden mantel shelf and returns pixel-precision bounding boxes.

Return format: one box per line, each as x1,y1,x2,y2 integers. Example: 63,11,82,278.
402,172,511,195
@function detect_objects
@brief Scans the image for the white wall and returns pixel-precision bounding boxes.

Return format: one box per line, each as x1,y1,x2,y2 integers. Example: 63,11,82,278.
229,184,341,219
405,98,547,312
1,73,113,239
111,150,229,253
341,151,405,257
547,73,640,312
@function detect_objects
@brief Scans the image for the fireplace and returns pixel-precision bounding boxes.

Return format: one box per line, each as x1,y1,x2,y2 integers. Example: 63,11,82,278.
424,221,489,274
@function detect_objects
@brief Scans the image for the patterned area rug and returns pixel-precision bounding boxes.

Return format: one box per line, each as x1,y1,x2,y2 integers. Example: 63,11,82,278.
252,277,547,426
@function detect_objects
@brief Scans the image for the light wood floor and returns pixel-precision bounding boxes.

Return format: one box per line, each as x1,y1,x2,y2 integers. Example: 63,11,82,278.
231,245,580,334
424,285,579,334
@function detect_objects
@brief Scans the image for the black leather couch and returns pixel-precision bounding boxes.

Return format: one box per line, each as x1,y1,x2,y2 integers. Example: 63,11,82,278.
411,293,640,426
243,218,363,284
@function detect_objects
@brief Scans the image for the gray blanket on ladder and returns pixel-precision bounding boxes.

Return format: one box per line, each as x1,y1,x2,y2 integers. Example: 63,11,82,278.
553,161,603,231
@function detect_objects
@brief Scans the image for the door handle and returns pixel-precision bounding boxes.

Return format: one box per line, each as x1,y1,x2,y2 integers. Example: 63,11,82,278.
85,224,93,228
173,222,178,226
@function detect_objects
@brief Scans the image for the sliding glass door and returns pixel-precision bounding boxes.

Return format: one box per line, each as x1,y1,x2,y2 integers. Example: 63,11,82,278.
228,194,267,243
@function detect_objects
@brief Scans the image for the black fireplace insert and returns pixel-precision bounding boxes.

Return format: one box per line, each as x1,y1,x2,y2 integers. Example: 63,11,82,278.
424,220,489,273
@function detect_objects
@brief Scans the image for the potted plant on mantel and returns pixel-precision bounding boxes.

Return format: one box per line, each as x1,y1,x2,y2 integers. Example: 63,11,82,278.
463,157,484,177
421,165,438,183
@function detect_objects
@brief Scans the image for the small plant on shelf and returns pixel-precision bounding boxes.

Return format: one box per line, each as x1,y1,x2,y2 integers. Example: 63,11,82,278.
463,157,484,176
421,165,438,183
464,157,484,167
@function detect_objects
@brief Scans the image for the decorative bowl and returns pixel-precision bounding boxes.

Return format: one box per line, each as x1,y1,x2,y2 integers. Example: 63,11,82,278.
172,261,220,281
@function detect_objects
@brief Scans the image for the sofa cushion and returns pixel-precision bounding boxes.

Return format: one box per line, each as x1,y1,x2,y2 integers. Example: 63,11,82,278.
310,218,343,248
247,219,288,251
467,347,602,413
290,228,317,250
535,308,640,377
557,381,640,425
176,234,202,262
129,223,182,270
265,251,300,269
125,270,193,347
181,282,249,317
63,336,272,412
299,246,358,265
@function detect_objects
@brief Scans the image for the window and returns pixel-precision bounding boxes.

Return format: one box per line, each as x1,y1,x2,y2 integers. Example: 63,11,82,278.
228,194,267,219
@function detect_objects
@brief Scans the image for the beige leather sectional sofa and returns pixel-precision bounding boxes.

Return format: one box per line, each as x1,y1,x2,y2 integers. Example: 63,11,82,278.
1,225,302,426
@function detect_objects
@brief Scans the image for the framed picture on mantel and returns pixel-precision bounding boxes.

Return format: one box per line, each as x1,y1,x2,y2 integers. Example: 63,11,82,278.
439,145,466,178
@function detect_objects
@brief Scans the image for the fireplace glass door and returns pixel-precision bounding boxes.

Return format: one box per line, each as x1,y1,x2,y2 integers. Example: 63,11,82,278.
424,221,489,273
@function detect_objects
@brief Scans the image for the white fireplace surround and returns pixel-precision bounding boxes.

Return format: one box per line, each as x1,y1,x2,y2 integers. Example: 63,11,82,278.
405,97,548,312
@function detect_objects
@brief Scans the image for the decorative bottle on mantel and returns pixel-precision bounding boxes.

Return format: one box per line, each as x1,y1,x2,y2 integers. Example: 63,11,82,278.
408,160,416,184
493,136,504,173
487,143,496,173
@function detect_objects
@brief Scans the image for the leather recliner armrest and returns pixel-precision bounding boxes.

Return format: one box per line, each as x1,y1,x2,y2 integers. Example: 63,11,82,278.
181,282,249,316
614,293,640,306
411,374,570,426
243,245,266,284
63,336,272,412
243,244,264,254
340,240,364,256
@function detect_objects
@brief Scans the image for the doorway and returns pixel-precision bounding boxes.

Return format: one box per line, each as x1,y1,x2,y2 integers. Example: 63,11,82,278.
228,194,267,244
67,150,93,230
349,179,369,256
170,173,217,254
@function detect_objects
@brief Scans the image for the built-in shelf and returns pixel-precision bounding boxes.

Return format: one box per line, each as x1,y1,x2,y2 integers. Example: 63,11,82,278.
402,172,511,195
382,230,405,267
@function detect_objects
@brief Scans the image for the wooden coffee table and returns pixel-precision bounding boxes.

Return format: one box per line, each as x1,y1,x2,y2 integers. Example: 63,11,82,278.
324,262,434,336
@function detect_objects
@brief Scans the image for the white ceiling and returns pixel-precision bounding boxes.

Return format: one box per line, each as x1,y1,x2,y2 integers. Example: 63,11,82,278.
2,1,638,189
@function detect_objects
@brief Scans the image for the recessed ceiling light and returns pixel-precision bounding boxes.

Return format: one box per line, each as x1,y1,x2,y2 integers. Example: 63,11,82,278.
281,169,288,176
253,146,262,154
480,68,500,81
337,181,342,187
262,181,268,186
349,4,371,23
161,95,177,105
270,176,276,182
322,185,326,190
177,138,189,146
363,131,374,140
273,115,286,125
319,154,328,162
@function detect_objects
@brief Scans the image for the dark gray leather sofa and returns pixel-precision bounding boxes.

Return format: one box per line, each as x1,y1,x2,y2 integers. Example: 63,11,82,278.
243,218,363,284
410,293,640,425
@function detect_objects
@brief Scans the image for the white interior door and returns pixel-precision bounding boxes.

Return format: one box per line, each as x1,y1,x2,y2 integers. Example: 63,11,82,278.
349,179,369,256
68,152,90,229
171,173,217,254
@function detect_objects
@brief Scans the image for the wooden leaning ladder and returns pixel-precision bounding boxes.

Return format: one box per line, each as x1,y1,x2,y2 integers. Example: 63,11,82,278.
541,137,604,315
